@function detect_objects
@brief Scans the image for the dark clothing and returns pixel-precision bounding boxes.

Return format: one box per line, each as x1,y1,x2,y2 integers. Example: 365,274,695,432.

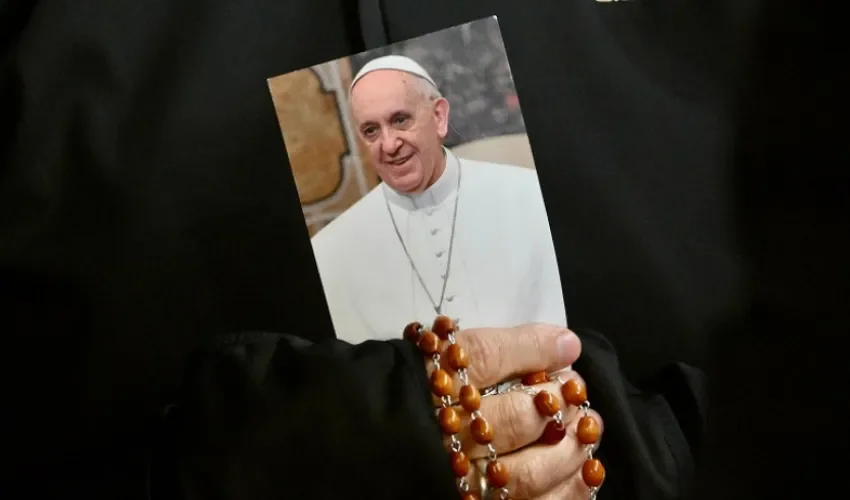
164,328,703,500
4,1,838,499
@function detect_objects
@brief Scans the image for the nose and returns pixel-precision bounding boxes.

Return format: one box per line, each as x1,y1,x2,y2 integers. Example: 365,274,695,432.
379,129,402,155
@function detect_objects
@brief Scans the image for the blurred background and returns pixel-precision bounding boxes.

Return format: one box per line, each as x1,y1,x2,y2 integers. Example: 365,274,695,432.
268,16,535,236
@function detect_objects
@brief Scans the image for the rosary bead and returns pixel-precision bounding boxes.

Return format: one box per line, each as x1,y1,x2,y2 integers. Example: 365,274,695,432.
533,390,561,417
460,493,480,500
439,406,462,435
470,416,494,444
450,450,470,477
459,384,481,412
522,371,548,386
432,315,457,340
562,378,587,407
485,460,510,488
430,369,453,397
582,459,605,487
538,420,567,445
403,321,422,342
418,330,441,356
577,415,601,445
446,343,469,370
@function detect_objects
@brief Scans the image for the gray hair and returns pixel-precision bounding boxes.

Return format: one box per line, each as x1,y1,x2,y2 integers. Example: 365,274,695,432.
413,75,442,102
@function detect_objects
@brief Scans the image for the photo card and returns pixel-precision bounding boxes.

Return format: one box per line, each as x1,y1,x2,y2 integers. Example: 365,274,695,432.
267,16,566,343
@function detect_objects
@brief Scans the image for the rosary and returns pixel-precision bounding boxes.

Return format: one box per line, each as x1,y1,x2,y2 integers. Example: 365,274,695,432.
404,316,605,499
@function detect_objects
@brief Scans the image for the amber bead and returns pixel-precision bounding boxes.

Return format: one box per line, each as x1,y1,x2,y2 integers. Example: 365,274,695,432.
430,369,453,397
460,493,480,500
470,417,494,444
582,459,605,487
533,390,561,417
450,450,470,477
439,406,462,435
538,420,566,445
418,330,441,356
459,384,481,412
577,415,601,445
486,460,510,488
432,315,456,340
445,343,469,370
403,321,422,342
562,378,587,406
522,371,548,386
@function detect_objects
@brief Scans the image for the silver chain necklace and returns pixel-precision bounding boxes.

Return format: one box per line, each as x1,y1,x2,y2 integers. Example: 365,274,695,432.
384,154,462,315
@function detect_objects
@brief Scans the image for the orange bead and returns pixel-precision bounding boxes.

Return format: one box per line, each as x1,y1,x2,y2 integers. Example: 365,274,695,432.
432,315,456,340
562,378,587,406
430,369,453,397
460,493,480,500
533,390,561,417
485,460,510,488
438,406,461,435
522,371,548,386
470,417,494,444
417,330,440,355
538,420,566,445
459,385,481,412
403,321,422,342
577,415,601,445
445,343,469,370
450,450,470,477
582,459,605,487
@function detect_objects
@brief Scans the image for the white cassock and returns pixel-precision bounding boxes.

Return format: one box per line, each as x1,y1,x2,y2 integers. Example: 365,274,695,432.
311,148,567,343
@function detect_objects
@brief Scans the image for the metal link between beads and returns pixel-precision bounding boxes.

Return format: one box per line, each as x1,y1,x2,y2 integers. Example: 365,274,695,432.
487,444,498,461
450,435,462,453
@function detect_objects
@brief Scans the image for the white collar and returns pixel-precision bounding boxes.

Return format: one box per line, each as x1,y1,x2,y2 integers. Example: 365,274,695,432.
383,147,460,211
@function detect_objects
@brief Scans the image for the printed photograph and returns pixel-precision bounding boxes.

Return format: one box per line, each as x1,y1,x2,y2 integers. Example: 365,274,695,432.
267,16,566,343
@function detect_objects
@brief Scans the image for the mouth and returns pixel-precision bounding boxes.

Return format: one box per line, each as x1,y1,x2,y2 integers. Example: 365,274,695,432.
387,154,413,166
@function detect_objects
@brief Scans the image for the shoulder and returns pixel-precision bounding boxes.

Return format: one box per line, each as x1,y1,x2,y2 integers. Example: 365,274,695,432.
311,185,385,258
458,157,546,202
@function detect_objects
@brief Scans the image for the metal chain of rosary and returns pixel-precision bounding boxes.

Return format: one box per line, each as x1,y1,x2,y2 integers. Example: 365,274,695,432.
523,370,606,498
405,316,510,500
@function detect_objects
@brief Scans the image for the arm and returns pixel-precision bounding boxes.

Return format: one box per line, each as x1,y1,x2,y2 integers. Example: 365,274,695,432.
165,333,457,499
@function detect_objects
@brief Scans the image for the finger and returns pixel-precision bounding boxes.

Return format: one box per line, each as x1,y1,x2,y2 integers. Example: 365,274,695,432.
537,473,595,500
456,323,581,389
498,407,605,499
449,370,587,458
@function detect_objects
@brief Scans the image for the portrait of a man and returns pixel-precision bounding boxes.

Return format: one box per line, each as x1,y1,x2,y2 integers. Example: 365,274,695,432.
269,18,566,343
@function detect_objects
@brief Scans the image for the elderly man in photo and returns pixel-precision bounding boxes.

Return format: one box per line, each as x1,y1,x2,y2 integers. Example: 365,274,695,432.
311,55,566,343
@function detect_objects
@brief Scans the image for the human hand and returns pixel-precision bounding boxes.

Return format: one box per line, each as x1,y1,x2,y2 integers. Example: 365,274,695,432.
416,322,605,499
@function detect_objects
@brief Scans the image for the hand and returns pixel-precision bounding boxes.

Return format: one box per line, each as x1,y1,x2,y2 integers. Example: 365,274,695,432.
426,323,605,499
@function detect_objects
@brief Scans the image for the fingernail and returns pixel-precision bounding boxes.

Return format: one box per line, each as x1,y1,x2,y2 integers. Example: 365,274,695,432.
556,330,580,364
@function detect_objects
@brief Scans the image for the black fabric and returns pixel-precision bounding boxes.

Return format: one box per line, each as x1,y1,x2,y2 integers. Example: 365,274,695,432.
694,2,848,498
2,1,361,497
364,0,759,380
171,334,457,500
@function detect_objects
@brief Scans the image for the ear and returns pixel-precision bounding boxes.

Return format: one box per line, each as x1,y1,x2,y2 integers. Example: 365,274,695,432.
433,97,450,140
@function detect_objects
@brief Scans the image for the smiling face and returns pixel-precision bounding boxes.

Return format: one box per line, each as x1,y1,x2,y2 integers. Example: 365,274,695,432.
350,70,450,194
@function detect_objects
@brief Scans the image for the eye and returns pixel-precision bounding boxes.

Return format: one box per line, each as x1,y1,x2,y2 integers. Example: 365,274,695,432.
391,115,409,126
362,126,377,138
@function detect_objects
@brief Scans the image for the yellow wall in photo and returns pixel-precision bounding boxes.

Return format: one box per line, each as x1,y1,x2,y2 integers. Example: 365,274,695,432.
269,59,379,237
